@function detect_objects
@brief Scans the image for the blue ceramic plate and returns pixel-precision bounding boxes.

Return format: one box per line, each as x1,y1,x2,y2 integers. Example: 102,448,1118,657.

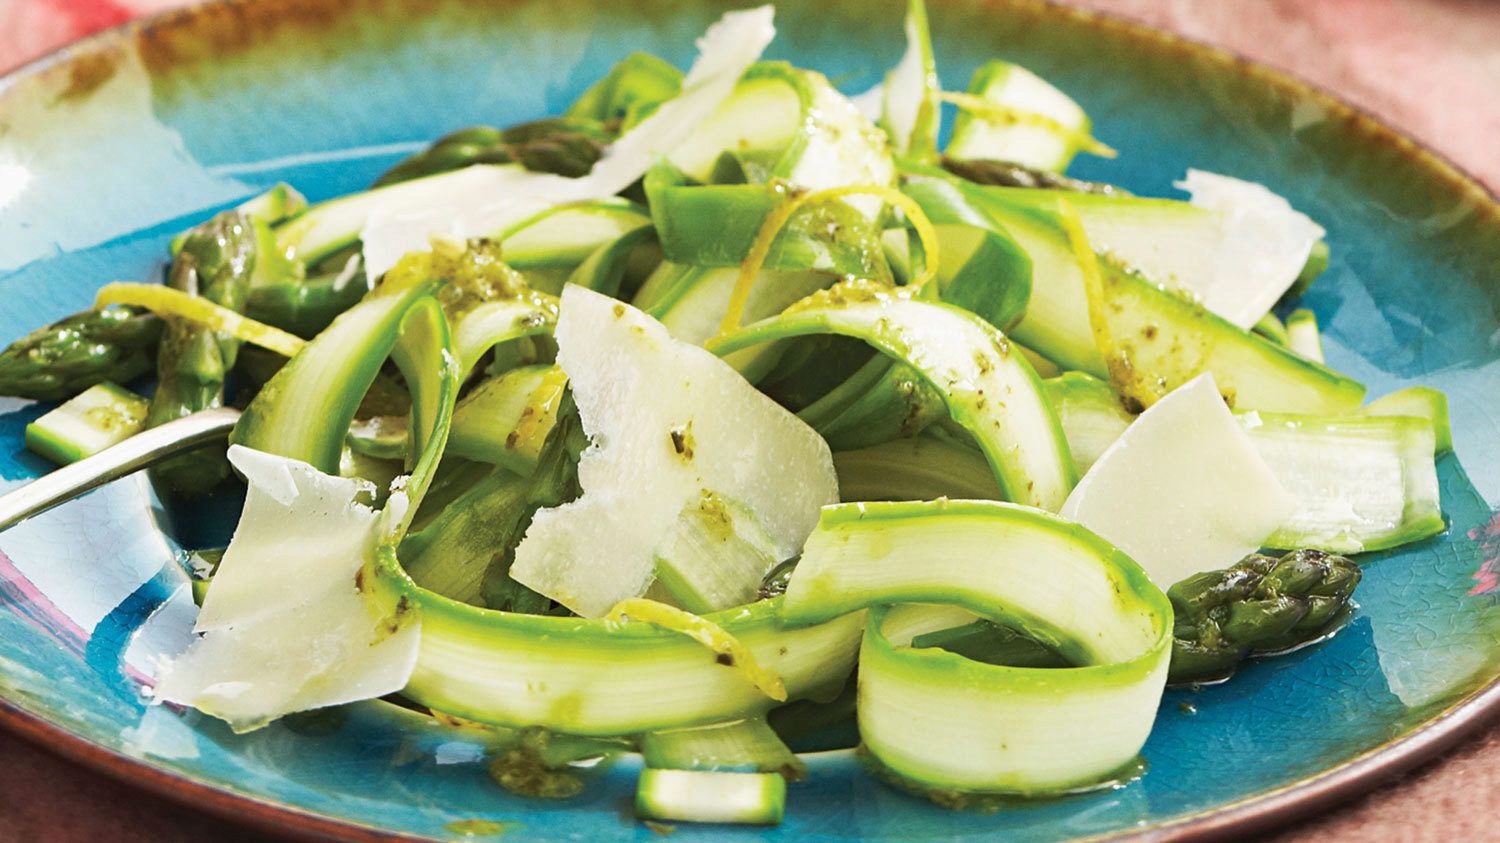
2,1,1499,839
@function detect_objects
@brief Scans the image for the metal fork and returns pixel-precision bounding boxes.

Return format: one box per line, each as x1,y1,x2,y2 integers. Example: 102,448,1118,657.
0,408,242,532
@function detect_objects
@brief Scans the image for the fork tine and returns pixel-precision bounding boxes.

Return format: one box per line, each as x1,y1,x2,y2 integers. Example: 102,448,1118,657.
0,407,242,532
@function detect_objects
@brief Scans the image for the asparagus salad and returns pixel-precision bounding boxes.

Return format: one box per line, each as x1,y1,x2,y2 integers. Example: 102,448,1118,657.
1,1,1449,826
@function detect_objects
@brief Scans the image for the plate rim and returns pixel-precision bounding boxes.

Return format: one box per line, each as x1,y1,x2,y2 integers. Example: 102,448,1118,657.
1,0,1498,840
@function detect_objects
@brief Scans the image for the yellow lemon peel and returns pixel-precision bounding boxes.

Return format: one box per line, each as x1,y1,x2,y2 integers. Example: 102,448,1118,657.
605,598,787,701
96,283,305,357
716,185,942,337
942,91,1117,159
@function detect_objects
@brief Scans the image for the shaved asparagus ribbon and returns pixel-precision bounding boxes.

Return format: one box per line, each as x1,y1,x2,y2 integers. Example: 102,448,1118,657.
606,598,788,701
96,282,306,357
783,500,1172,794
717,185,942,336
940,91,1117,158
206,240,856,732
710,288,1075,511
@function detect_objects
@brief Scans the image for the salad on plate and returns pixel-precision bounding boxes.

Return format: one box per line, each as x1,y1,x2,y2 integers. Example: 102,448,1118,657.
0,0,1449,827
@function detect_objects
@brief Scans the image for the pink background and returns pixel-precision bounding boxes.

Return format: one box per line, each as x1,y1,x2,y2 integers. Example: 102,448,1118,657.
1,0,1498,839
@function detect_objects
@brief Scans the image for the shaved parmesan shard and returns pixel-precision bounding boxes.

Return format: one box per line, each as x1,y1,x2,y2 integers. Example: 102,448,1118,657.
361,6,775,280
360,168,584,282
511,286,838,618
153,446,419,733
1060,374,1295,588
1174,169,1326,328
193,448,377,630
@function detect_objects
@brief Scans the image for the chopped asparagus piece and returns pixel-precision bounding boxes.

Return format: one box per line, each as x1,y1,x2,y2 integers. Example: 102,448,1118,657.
24,382,148,464
1285,308,1324,362
945,60,1097,171
635,770,787,826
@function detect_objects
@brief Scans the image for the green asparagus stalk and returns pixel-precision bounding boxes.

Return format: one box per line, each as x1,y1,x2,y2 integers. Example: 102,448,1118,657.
909,548,1362,685
0,226,341,404
939,156,1128,196
399,466,534,606
244,262,370,339
1282,239,1330,301
146,210,259,492
642,717,805,781
397,385,588,612
1167,548,1361,683
933,160,1335,306
756,558,798,600
478,390,587,612
0,306,163,401
373,117,615,188
909,620,1069,669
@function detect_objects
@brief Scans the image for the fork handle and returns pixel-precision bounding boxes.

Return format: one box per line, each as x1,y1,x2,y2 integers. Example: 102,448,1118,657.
0,407,242,532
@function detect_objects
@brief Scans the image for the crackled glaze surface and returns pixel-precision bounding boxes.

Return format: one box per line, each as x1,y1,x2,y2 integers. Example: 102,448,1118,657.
1,1,1499,840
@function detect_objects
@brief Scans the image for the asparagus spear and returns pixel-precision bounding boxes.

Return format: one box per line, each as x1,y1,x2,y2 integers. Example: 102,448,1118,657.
0,307,163,401
395,387,587,612
939,156,1128,195
244,260,369,339
908,548,1362,685
399,467,533,606
478,390,587,612
373,117,614,188
0,182,322,404
1168,548,1361,683
146,210,258,492
0,264,360,403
